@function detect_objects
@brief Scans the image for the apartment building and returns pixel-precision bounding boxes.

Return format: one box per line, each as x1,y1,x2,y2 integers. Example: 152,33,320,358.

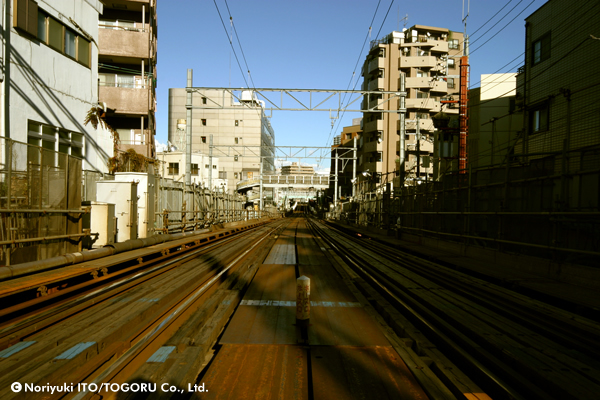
168,89,275,192
98,0,157,159
360,26,462,188
281,162,314,176
1,0,113,172
330,118,361,200
514,0,600,210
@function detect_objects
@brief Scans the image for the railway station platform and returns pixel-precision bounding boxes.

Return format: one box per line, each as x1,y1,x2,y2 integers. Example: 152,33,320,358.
198,218,430,399
331,221,600,313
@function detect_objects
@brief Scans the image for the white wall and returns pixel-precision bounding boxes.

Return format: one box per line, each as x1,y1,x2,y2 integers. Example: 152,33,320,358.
3,0,113,172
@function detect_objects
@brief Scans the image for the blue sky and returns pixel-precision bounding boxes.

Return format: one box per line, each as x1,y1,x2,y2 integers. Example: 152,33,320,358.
155,0,547,168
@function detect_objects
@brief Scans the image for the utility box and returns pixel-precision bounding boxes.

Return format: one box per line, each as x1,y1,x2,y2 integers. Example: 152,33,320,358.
90,201,116,247
114,172,156,238
96,180,138,242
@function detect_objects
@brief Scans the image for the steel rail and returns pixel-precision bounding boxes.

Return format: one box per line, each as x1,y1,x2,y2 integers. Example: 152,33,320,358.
0,221,279,349
313,218,600,400
71,221,277,400
307,218,540,400
344,226,600,358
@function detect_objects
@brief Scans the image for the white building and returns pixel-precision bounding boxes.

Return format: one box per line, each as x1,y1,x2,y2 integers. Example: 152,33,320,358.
1,0,113,173
156,151,227,190
168,88,275,192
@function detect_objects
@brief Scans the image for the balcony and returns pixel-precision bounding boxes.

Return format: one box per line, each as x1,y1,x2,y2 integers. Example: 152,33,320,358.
363,119,383,132
429,40,448,53
368,57,385,73
99,85,150,115
368,78,385,91
399,56,437,69
405,98,439,111
405,119,435,132
362,140,382,154
98,26,151,60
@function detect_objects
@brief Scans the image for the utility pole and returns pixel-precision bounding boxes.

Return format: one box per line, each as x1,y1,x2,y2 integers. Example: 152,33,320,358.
399,74,406,186
185,69,193,186
416,114,421,178
334,150,339,208
208,134,213,190
352,136,357,197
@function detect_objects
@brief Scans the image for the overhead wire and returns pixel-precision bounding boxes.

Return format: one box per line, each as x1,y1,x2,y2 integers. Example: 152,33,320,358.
322,0,383,149
212,0,250,89
469,1,600,104
469,0,537,54
324,0,396,155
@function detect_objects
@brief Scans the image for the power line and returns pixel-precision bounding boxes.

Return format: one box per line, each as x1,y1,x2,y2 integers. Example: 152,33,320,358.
323,0,383,148
468,0,524,47
470,0,537,54
469,0,514,37
212,0,250,89
224,0,257,89
328,0,396,140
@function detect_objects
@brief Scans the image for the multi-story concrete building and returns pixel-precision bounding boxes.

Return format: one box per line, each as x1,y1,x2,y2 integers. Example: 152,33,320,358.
1,0,113,172
469,74,523,170
98,0,157,159
156,151,226,189
330,118,361,200
360,26,462,188
281,162,314,176
514,0,600,210
168,89,275,192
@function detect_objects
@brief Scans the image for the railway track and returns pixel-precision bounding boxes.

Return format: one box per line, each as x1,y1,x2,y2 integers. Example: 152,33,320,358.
0,218,288,399
308,217,600,400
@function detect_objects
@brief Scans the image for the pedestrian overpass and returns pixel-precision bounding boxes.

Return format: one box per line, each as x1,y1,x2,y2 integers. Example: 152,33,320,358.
236,174,329,192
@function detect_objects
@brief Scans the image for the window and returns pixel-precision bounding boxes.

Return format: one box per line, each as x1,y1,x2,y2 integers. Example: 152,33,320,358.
14,0,38,37
201,136,206,143
416,90,428,99
36,9,91,68
27,120,85,163
447,77,455,89
530,103,549,133
213,165,217,169
201,119,206,126
202,97,207,104
235,120,239,126
78,36,90,67
377,69,385,78
449,39,460,50
378,48,386,58
532,33,551,65
37,10,46,41
448,58,455,69
64,28,76,58
234,137,239,144
48,15,62,50
205,164,209,169
416,70,427,78
234,155,239,161
219,171,227,179
191,163,199,175
168,162,179,175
